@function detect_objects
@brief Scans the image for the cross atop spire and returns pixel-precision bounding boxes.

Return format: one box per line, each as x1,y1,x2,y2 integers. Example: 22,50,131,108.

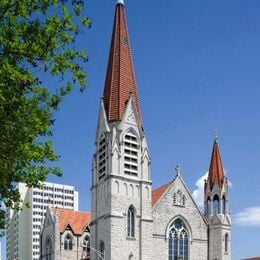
103,1,142,125
208,137,224,189
117,0,124,5
175,165,182,176
214,128,218,143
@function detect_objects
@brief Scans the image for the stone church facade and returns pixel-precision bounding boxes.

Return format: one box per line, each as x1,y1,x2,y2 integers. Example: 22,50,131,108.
90,1,231,260
40,1,232,259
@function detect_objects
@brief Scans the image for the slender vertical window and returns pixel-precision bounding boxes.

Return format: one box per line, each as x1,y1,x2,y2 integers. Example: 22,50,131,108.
124,132,138,176
100,241,105,259
182,195,186,206
222,195,226,214
225,233,229,253
64,234,73,250
213,194,220,214
82,236,90,259
173,193,176,204
176,190,182,205
207,197,211,216
98,136,106,181
168,218,189,260
127,206,135,237
46,237,52,260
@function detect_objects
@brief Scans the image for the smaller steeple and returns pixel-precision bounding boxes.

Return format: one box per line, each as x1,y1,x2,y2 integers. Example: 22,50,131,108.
117,0,124,5
205,133,232,260
208,133,224,189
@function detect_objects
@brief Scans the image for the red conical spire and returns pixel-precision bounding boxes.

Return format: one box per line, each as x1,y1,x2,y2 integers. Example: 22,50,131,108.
103,1,142,125
208,135,225,189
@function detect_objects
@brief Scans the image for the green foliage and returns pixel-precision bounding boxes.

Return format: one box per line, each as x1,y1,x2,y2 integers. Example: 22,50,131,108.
0,0,90,227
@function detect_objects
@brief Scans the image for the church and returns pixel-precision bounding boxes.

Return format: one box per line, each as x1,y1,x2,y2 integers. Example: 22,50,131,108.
90,1,231,260
39,1,232,259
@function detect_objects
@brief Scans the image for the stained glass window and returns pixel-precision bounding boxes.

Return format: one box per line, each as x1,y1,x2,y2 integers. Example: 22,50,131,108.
168,218,189,260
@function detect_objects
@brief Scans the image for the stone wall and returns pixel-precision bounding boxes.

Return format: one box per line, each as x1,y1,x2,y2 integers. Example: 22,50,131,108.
152,176,209,260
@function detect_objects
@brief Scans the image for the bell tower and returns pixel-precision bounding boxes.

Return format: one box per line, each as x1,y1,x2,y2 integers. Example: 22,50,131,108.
90,1,153,259
204,134,231,260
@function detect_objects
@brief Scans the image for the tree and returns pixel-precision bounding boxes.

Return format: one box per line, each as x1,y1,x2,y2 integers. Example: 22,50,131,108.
0,0,91,227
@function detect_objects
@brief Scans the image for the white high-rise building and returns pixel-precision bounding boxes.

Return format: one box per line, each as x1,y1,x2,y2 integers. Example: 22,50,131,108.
6,182,78,260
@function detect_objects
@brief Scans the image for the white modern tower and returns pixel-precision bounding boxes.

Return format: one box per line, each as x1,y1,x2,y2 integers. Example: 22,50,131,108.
90,1,153,260
6,182,78,260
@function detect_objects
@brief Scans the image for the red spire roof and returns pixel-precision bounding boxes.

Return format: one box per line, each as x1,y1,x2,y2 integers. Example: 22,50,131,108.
208,139,225,189
51,208,91,235
103,2,142,125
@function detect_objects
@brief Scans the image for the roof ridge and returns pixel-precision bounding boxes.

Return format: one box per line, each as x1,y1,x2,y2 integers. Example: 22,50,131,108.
51,208,91,214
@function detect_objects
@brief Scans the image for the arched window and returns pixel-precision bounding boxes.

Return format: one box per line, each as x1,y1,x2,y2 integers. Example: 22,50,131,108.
225,233,229,253
124,131,138,176
100,240,105,259
45,236,52,260
182,195,186,206
83,235,90,252
176,190,182,205
115,181,120,194
127,206,135,237
64,234,73,250
207,197,211,215
130,184,134,197
213,194,220,214
222,195,226,214
168,218,189,260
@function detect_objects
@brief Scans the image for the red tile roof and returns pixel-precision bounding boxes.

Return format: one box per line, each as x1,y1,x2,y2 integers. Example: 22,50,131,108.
103,2,142,125
208,140,224,189
152,182,172,207
51,208,91,235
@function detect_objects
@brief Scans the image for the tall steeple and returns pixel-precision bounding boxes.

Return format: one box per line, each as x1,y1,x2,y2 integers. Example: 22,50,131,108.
208,137,224,189
204,134,232,260
103,1,142,125
91,2,153,259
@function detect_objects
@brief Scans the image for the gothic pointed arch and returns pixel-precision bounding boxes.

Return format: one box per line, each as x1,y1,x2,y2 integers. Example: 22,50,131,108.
222,194,226,214
64,233,73,250
167,218,189,260
166,216,192,241
213,194,220,214
127,205,135,237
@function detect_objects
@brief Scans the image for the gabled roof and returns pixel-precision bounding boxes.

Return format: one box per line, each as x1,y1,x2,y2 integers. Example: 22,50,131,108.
51,208,91,235
152,182,172,207
208,139,225,189
103,2,142,125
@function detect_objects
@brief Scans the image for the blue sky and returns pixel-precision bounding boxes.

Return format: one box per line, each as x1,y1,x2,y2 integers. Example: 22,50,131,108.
2,0,260,259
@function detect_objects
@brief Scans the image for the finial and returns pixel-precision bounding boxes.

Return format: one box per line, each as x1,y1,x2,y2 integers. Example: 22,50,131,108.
175,165,181,176
214,128,218,143
117,0,124,5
